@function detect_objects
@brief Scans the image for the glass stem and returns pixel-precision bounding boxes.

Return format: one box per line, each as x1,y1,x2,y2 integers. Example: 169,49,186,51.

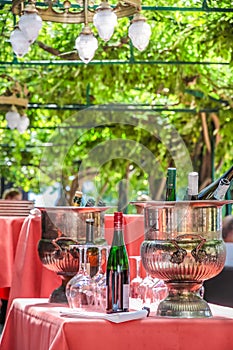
136,257,141,279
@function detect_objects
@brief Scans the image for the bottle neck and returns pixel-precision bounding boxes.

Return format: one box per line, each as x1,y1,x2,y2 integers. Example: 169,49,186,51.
166,168,176,201
213,178,230,200
85,219,94,244
166,188,176,201
112,229,125,246
187,172,198,200
198,165,233,199
112,212,125,246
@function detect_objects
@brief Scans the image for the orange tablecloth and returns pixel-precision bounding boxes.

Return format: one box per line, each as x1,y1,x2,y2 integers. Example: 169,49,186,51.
2,298,233,350
7,213,144,310
0,216,25,299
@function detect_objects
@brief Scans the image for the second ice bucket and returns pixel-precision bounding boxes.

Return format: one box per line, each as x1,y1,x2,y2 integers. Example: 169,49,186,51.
37,206,108,303
137,200,232,318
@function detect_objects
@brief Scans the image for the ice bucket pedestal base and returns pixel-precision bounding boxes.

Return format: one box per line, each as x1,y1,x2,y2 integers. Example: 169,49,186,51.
49,275,73,304
157,281,212,318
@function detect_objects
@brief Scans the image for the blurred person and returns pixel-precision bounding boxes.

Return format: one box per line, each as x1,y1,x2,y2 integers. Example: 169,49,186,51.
2,188,22,201
222,215,233,266
223,215,233,243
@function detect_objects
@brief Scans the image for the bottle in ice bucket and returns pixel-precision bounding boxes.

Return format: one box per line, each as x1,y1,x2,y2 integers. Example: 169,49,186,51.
85,219,99,278
73,190,83,206
198,178,230,200
183,171,199,200
106,212,130,313
197,164,233,200
165,167,176,201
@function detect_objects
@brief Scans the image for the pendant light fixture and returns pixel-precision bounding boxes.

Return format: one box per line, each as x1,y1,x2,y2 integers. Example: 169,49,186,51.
9,26,30,57
10,0,151,63
75,0,98,63
75,25,98,64
18,2,43,43
93,1,118,42
128,12,151,51
0,76,30,133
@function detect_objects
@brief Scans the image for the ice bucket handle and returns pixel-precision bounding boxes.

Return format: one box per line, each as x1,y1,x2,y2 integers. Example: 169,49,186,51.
51,237,79,259
170,234,207,264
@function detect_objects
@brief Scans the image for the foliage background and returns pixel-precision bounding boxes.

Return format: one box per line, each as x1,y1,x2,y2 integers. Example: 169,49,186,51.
0,0,232,211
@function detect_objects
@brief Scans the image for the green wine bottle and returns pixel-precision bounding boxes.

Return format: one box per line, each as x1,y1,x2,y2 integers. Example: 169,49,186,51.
106,212,130,313
198,178,230,200
165,167,176,201
197,165,233,200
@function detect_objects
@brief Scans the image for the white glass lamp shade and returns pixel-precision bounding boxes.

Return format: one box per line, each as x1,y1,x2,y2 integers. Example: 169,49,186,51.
5,110,21,130
75,27,98,64
18,12,43,43
93,8,117,42
128,15,151,52
17,115,30,133
10,28,30,57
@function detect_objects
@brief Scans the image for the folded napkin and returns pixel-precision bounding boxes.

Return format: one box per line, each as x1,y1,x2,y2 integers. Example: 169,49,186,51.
60,308,149,323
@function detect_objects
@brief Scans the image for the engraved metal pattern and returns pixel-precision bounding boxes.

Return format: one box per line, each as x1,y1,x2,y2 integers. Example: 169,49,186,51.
37,206,109,303
135,200,233,318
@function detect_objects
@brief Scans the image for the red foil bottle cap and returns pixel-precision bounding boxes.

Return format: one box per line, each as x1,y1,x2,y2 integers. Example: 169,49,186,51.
114,212,123,230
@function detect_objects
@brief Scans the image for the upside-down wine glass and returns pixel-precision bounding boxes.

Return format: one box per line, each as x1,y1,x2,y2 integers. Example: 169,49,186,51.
66,245,85,307
69,245,95,310
138,272,156,308
93,245,110,312
129,256,143,310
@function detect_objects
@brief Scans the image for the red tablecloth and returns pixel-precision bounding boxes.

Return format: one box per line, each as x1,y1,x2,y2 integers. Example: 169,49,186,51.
0,216,25,299
7,213,145,310
1,298,233,350
7,214,61,308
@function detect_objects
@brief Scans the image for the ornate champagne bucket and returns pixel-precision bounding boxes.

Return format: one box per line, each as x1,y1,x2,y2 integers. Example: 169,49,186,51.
134,200,232,318
37,206,108,303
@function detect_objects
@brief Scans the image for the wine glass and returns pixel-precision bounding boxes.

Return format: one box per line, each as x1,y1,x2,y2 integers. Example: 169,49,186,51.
138,272,155,308
151,279,168,314
66,245,84,307
129,256,143,310
69,245,95,310
92,246,110,312
92,246,107,283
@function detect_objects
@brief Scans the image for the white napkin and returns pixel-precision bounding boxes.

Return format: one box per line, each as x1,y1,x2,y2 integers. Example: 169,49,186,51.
60,309,149,323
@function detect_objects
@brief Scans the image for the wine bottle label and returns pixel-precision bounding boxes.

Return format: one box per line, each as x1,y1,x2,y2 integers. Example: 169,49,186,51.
123,284,129,309
106,270,129,313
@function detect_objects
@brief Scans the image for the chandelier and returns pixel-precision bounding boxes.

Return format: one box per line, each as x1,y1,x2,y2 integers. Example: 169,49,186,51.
0,75,30,133
10,0,151,63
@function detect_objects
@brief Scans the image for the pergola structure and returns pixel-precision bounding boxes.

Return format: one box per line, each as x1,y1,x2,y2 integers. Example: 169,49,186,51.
0,0,232,210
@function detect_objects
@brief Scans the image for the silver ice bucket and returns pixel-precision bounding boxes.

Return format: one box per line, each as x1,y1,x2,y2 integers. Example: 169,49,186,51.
37,206,108,303
133,200,232,318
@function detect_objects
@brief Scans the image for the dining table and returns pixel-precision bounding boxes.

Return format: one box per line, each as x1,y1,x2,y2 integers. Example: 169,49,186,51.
1,211,233,349
5,211,145,311
1,297,233,350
